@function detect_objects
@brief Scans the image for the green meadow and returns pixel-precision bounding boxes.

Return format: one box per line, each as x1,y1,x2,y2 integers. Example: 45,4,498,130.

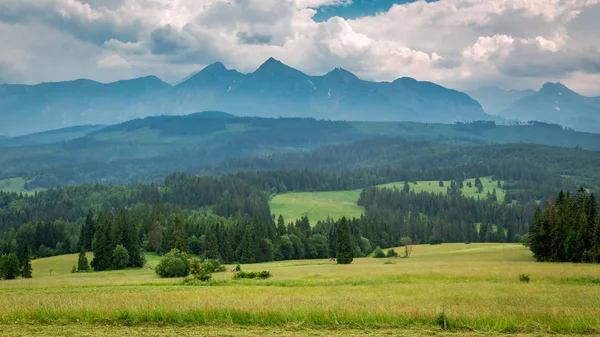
270,177,506,224
0,177,44,195
1,244,599,336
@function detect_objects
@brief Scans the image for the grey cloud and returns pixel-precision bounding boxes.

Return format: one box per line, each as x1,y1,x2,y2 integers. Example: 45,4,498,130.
150,25,192,55
499,46,600,78
0,0,141,45
237,32,273,45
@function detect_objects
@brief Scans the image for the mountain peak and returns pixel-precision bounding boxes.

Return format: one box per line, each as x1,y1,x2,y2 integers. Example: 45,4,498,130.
204,61,226,71
252,57,307,78
177,61,243,88
539,82,576,96
324,67,360,83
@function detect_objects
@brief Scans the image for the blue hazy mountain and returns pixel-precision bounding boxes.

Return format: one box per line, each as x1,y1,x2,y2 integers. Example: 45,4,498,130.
497,83,600,133
1,58,491,135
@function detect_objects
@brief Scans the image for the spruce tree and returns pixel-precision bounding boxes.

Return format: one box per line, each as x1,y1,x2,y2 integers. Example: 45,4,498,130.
80,211,95,251
91,214,113,271
77,248,90,272
18,244,32,278
335,217,353,264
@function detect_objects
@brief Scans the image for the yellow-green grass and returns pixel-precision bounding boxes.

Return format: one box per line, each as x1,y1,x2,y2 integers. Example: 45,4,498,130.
0,324,569,337
270,177,506,224
1,244,600,334
0,177,44,195
270,190,364,224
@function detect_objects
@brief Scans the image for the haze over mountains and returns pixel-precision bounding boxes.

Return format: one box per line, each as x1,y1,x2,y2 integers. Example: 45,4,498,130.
1,58,488,136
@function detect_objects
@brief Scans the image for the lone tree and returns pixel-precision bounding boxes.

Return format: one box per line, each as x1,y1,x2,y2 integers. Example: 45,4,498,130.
77,248,90,272
401,237,413,258
335,217,354,264
18,244,32,278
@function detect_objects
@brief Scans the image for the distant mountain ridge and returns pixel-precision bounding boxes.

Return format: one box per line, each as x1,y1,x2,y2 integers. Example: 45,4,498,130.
496,83,600,133
0,58,491,136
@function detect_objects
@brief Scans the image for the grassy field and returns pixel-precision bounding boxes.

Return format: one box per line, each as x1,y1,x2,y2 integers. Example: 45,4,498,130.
0,177,44,195
270,190,364,224
270,177,505,224
1,244,600,335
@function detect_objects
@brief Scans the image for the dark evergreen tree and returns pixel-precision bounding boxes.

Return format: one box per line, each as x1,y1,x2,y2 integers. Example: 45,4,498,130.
18,244,32,278
79,211,95,251
77,248,90,272
91,213,113,271
335,217,353,264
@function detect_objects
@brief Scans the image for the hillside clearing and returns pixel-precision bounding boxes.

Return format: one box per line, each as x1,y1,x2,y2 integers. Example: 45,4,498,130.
270,177,506,224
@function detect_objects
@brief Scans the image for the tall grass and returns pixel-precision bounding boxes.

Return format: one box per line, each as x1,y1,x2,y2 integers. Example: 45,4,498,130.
1,244,600,334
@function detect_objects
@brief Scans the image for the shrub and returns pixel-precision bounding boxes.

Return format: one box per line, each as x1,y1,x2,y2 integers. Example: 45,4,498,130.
386,248,399,258
519,273,531,283
0,253,21,280
111,245,130,270
71,265,77,274
155,249,190,278
373,247,386,258
233,270,272,280
235,264,241,272
186,258,213,283
383,261,395,265
429,237,443,245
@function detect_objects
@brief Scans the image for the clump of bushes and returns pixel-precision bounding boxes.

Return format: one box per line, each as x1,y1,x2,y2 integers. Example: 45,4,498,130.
373,247,386,258
519,273,531,283
232,269,272,280
156,249,191,278
386,248,399,258
184,259,212,283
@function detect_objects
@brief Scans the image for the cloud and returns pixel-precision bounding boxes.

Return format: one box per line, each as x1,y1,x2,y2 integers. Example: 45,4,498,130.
97,53,131,69
0,0,599,94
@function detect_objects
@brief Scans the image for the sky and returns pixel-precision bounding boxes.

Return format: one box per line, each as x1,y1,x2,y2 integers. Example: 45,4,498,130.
0,0,599,95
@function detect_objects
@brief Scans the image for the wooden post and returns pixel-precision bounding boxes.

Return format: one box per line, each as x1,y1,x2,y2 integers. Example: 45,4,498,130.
442,306,447,329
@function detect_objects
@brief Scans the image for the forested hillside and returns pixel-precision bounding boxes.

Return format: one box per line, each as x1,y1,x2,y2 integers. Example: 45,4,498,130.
2,115,600,190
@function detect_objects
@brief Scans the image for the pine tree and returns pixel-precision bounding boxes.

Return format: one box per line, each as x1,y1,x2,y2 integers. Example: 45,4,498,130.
77,248,90,272
91,213,113,271
172,215,188,253
79,211,95,251
403,181,410,193
335,217,353,264
18,244,32,278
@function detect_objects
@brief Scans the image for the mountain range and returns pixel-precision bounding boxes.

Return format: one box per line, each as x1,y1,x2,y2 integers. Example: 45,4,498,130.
0,58,489,136
467,84,600,133
1,57,599,136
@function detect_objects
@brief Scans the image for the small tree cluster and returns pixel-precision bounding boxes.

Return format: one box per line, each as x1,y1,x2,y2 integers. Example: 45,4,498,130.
1,244,32,280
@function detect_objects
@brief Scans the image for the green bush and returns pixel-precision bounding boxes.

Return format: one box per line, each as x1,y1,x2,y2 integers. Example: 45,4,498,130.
0,253,20,280
373,247,385,258
233,270,272,280
519,273,531,283
111,245,130,270
386,248,399,258
155,249,190,278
